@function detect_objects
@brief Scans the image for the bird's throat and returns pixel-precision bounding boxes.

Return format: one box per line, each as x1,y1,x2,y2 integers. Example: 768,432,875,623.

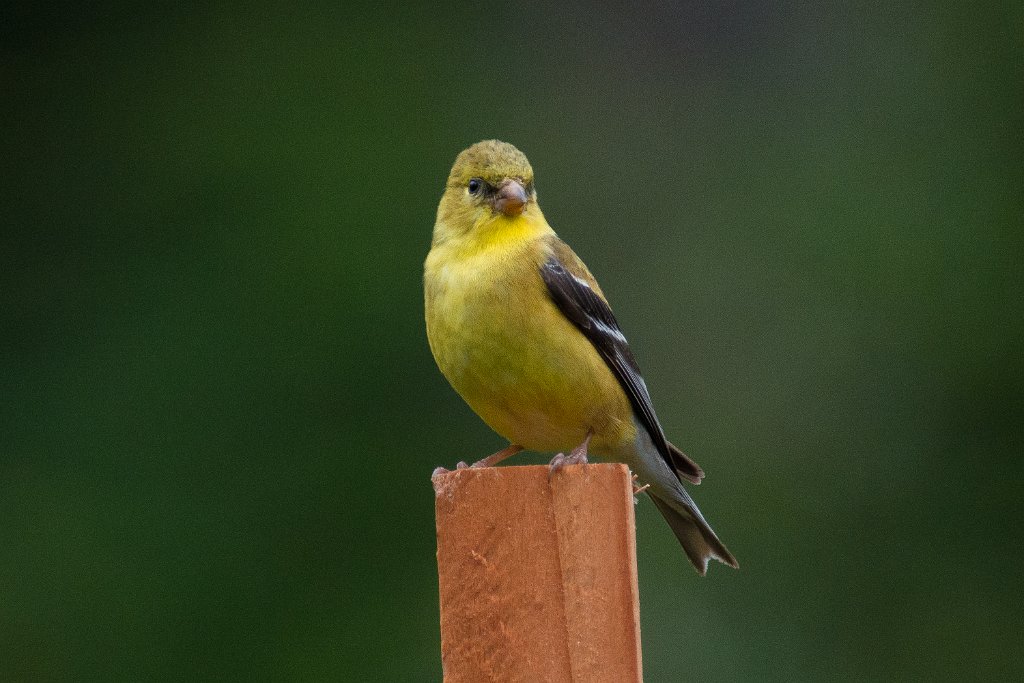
471,212,552,252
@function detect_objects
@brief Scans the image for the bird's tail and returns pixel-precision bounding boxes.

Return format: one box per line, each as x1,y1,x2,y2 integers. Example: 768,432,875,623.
649,490,738,575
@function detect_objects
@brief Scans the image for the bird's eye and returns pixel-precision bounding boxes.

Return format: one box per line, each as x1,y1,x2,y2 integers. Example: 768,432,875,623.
468,179,482,195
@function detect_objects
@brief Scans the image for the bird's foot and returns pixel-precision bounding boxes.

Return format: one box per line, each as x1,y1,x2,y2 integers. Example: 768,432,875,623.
432,444,523,476
431,461,471,477
548,431,592,479
431,461,474,476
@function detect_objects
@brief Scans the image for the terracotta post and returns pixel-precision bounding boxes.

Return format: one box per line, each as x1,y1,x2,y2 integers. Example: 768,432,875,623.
433,464,643,682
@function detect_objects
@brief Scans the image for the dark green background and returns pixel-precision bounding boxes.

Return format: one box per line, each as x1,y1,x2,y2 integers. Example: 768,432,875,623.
3,2,1021,680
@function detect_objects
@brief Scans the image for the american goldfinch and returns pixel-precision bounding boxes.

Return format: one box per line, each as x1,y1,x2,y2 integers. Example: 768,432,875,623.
425,140,737,575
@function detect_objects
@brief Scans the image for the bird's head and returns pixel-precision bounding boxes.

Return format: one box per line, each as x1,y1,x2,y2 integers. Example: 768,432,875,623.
434,140,541,245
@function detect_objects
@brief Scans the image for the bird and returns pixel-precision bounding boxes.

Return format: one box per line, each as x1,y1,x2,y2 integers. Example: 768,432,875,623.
424,140,737,575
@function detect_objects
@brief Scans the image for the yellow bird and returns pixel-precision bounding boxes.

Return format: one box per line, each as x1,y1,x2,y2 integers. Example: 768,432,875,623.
425,140,737,575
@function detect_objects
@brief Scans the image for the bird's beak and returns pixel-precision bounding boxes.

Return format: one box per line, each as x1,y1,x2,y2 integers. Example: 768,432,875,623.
494,179,528,217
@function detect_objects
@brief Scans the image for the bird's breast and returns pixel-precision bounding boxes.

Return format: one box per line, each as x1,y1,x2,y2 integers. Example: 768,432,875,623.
424,237,635,453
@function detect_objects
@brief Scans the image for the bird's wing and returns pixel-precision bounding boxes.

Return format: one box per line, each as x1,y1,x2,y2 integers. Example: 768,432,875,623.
539,238,703,484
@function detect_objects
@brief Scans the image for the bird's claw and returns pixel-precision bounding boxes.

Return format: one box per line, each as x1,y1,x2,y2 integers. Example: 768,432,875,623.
548,432,592,480
548,452,568,480
431,461,469,477
548,449,589,480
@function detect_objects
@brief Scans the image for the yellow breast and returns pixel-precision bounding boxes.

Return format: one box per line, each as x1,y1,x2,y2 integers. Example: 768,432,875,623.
424,217,635,454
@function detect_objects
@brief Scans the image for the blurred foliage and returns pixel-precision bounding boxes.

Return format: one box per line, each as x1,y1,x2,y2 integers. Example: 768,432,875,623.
2,2,1021,680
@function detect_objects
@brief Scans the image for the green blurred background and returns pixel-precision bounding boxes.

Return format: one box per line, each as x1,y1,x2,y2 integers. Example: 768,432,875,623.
3,2,1021,680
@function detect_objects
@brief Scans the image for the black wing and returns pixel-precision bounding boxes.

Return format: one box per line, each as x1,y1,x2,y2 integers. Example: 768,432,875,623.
539,252,702,484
